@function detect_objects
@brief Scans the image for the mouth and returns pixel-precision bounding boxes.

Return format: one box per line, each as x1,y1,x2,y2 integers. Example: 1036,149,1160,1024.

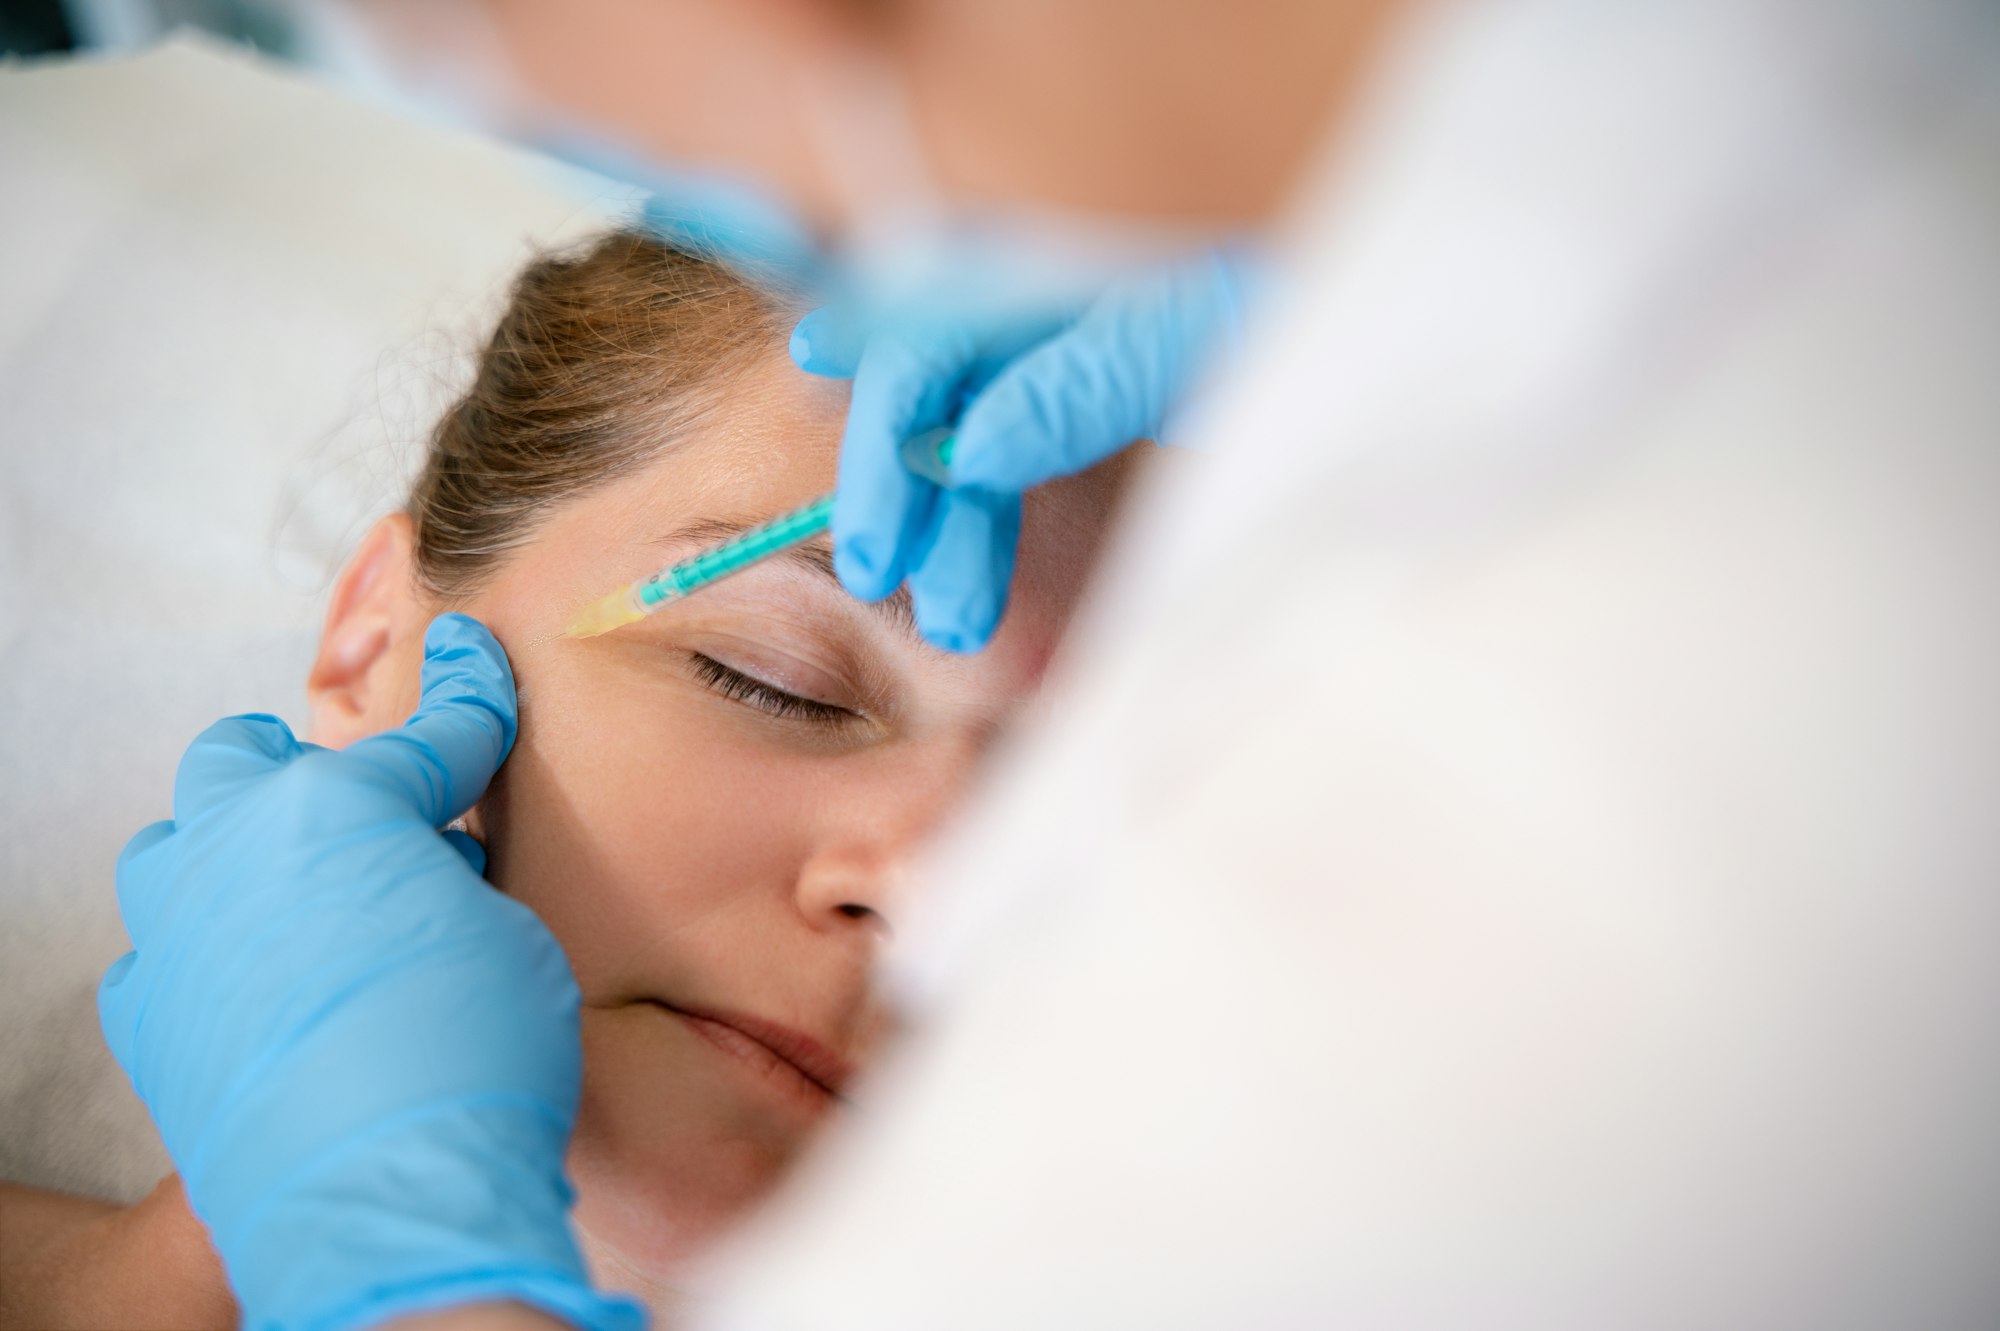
653,1001,855,1106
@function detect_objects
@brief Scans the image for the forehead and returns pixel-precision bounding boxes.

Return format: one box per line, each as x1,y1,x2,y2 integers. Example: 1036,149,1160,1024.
656,351,849,503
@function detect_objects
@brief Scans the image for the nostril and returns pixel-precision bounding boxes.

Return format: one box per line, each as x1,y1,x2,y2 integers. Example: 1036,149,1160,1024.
836,901,894,940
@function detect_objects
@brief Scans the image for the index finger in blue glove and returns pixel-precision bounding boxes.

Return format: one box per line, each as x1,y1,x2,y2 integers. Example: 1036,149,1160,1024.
905,486,1022,653
338,613,518,829
832,327,980,601
790,306,867,379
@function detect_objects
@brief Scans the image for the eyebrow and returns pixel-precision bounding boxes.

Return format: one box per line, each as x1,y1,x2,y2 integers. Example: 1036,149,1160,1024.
654,517,919,638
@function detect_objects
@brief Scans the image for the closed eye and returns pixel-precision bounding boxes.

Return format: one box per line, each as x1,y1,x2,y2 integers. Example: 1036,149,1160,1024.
689,653,859,728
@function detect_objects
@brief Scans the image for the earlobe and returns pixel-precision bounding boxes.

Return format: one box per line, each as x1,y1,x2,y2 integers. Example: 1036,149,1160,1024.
307,514,429,747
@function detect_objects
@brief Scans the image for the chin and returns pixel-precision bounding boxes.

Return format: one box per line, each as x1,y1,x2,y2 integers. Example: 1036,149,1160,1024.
567,1003,823,1282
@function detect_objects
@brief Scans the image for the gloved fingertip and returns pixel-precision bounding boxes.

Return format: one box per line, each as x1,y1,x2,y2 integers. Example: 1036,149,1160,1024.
173,716,304,825
833,537,900,603
424,611,499,661
923,617,997,654
443,828,488,878
421,614,518,756
789,322,819,371
187,713,301,763
100,951,136,993
915,594,1004,654
790,308,861,378
117,819,175,870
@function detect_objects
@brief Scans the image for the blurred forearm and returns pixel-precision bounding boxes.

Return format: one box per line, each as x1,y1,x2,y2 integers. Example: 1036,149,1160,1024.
0,1176,233,1330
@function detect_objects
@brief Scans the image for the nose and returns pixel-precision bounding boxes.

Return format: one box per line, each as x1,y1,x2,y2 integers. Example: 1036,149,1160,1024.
792,842,903,938
792,743,976,937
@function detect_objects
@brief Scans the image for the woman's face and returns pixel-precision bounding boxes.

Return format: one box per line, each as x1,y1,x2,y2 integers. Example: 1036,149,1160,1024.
308,349,1131,1296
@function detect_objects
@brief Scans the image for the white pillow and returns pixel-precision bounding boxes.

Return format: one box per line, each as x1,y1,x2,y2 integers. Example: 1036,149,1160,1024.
0,34,624,1202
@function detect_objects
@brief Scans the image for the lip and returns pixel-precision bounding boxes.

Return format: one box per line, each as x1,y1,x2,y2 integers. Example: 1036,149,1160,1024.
655,1001,855,1104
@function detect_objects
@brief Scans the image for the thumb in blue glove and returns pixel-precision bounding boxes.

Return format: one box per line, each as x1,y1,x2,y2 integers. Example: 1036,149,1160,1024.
100,613,642,1331
792,248,1252,653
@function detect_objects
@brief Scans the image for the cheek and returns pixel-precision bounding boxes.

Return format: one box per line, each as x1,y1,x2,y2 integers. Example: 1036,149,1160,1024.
475,649,823,995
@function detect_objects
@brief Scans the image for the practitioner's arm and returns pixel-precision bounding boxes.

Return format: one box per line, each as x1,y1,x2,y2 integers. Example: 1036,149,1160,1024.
0,1175,233,1330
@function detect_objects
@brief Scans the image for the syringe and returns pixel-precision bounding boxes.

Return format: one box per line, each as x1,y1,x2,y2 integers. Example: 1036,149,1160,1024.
565,428,957,639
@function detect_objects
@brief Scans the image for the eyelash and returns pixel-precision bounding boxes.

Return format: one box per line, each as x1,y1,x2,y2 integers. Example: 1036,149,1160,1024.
689,654,858,728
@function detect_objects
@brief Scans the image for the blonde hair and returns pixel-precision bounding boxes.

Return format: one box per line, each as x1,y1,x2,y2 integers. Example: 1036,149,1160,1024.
409,230,796,596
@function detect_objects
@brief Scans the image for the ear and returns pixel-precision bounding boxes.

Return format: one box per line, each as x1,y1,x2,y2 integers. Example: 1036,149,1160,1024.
306,513,433,748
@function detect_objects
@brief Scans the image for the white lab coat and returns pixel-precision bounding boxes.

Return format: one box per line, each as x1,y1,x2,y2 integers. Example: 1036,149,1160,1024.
689,1,2000,1326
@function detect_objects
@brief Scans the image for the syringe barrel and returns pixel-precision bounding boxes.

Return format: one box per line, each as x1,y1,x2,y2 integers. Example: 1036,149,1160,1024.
636,493,836,608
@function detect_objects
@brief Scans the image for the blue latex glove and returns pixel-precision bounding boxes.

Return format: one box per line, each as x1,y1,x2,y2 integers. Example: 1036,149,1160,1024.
792,248,1252,652
99,614,642,1331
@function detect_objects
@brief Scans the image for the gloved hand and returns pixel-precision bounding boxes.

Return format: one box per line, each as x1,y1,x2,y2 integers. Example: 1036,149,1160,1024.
99,614,642,1331
792,248,1252,652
